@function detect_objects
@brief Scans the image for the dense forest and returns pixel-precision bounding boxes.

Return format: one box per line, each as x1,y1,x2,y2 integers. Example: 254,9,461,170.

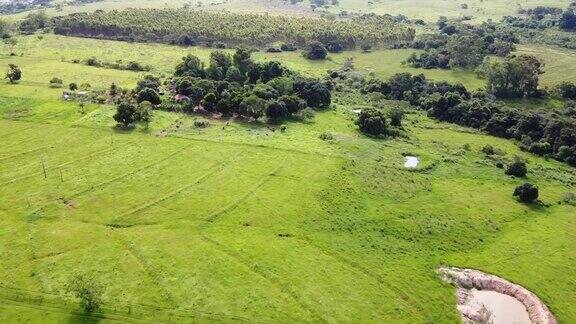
52,9,416,48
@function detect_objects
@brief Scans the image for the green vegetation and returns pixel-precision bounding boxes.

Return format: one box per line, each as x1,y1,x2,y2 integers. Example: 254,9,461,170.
1,1,576,322
52,8,415,48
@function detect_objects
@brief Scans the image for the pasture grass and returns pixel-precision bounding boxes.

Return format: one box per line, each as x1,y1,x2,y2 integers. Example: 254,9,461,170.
0,87,575,322
0,32,575,323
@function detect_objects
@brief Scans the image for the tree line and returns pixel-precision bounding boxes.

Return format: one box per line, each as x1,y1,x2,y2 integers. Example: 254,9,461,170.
51,9,415,49
359,71,576,166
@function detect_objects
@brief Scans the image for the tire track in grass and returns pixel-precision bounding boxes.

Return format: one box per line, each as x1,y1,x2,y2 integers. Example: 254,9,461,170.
200,235,326,323
0,144,55,162
168,133,338,159
0,125,89,161
298,235,425,318
0,125,33,138
197,162,326,322
1,146,118,187
107,149,247,227
22,144,193,294
25,143,193,220
70,143,192,198
110,230,176,305
200,164,285,226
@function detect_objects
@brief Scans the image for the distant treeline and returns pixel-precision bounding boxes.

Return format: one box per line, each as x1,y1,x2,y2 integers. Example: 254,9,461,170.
52,9,415,49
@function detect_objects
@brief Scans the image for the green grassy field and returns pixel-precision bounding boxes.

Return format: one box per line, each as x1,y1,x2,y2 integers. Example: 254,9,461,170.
1,31,576,322
1,87,575,322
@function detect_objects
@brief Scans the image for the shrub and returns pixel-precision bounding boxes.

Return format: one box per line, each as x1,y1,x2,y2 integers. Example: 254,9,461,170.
562,192,576,205
5,64,21,83
505,158,527,177
69,83,78,91
319,132,334,141
67,275,103,313
481,145,504,156
137,87,161,105
280,43,297,51
357,107,387,137
529,141,552,155
295,107,316,122
513,183,539,203
304,41,328,60
85,57,101,67
194,120,210,128
279,95,306,114
389,107,405,127
49,77,63,88
266,100,289,122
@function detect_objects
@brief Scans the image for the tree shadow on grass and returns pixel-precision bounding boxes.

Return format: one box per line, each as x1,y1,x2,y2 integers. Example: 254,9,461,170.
66,311,104,324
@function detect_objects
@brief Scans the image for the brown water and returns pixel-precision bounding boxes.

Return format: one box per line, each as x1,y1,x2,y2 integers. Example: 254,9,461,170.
471,289,531,324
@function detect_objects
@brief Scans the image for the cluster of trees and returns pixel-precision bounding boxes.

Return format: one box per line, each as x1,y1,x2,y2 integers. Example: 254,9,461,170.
169,49,330,121
83,57,151,72
476,55,544,99
362,72,576,166
19,11,50,34
500,4,576,49
356,107,403,137
113,48,332,127
407,17,518,69
52,9,415,49
406,18,518,69
509,5,576,31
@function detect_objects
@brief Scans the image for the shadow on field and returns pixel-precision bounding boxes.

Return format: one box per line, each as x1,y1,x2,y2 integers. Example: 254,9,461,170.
66,312,103,324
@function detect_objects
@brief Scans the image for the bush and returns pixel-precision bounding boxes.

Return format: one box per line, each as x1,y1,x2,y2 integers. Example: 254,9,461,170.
266,100,289,122
481,145,504,156
505,158,527,177
389,107,405,127
137,87,161,105
295,107,316,122
67,275,103,313
85,57,101,67
194,120,210,128
319,132,334,141
357,107,387,137
562,192,576,205
304,41,328,60
513,183,539,203
280,43,297,51
49,77,63,88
